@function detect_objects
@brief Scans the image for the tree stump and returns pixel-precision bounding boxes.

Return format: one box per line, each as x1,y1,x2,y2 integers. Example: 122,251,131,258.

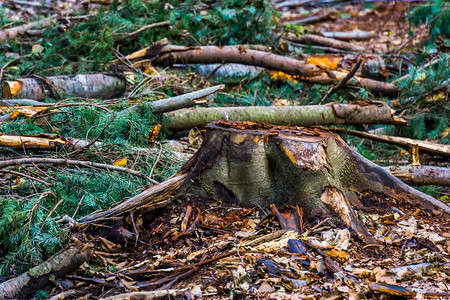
180,121,450,243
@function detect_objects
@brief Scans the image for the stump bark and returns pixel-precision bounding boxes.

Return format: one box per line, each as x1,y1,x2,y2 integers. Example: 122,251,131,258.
179,121,450,242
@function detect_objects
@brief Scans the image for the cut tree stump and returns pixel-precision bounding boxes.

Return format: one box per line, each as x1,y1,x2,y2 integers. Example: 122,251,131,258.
79,121,450,243
178,121,450,242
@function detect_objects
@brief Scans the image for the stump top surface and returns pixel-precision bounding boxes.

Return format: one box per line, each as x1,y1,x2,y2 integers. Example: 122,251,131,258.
207,121,337,140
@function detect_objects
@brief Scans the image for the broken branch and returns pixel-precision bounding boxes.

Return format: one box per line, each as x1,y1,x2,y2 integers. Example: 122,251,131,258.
320,127,450,158
0,157,150,180
0,243,91,299
386,165,450,186
118,84,224,116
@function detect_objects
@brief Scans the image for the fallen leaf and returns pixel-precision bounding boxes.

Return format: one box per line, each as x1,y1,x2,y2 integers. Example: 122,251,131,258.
113,158,127,167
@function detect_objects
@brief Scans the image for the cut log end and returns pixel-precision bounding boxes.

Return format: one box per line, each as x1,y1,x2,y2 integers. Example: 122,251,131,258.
179,121,450,242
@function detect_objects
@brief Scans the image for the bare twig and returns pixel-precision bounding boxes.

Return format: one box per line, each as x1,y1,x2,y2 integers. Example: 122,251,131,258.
320,57,363,103
38,198,63,233
0,157,150,179
0,169,50,186
114,21,171,41
72,195,86,219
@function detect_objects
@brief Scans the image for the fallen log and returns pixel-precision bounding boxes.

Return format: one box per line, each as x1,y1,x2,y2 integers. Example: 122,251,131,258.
320,30,377,41
2,74,127,100
282,32,365,52
0,17,54,43
0,133,103,151
163,101,406,132
283,10,337,25
136,41,398,96
150,43,320,77
0,243,91,299
0,133,71,151
118,84,224,116
327,70,395,96
386,165,450,186
320,127,450,158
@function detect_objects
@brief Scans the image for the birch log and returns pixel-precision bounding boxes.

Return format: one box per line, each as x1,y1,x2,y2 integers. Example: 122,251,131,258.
164,101,405,131
2,74,127,100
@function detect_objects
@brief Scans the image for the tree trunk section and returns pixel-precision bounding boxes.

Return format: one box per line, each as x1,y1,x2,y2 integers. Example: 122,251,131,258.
2,74,127,100
0,243,91,299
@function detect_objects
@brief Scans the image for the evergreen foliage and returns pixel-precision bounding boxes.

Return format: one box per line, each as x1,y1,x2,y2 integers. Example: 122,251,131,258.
0,103,185,276
407,0,450,42
0,0,277,77
395,54,449,143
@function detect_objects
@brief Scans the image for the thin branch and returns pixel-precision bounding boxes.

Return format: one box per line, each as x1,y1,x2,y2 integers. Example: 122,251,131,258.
114,21,171,41
0,157,152,180
320,57,364,103
0,169,50,186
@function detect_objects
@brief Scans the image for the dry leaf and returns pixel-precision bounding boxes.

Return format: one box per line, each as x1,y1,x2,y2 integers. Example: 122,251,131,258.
113,158,127,167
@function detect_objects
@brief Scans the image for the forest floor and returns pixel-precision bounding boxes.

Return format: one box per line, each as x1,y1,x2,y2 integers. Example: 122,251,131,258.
0,0,449,299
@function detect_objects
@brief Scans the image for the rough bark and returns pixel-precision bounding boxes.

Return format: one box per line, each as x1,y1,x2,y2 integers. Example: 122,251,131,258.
321,127,450,158
0,243,91,299
2,74,127,100
178,122,450,243
282,32,365,52
118,84,224,116
164,101,405,132
386,165,450,186
0,17,54,43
